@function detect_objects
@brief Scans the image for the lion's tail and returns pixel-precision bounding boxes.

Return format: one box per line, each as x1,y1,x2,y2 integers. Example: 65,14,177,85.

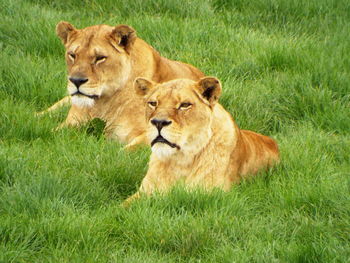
36,96,71,116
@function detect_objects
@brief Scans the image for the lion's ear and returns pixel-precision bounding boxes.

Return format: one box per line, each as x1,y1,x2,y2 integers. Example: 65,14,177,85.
56,21,76,45
197,77,222,106
110,25,136,53
134,78,155,97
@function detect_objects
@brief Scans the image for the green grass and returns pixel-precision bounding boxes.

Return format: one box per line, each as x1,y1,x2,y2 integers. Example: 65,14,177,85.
1,0,349,262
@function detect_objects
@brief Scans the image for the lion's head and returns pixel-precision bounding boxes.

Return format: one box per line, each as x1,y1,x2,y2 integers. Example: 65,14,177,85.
56,21,136,108
135,77,222,160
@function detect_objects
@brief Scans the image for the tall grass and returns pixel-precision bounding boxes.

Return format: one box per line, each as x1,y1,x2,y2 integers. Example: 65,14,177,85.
0,0,349,262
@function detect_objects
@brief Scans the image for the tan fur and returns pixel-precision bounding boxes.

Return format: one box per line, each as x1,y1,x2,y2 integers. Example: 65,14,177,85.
39,22,204,144
124,77,279,204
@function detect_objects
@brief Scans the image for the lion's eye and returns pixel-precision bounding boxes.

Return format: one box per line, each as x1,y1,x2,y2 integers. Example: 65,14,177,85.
68,52,76,60
179,102,192,109
96,56,107,63
148,101,157,107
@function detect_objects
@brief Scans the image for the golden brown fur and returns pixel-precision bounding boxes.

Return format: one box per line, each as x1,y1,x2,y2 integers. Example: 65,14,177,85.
124,77,279,204
39,22,204,145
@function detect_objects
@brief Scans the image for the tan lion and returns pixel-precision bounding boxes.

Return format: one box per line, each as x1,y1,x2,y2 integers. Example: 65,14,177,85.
39,22,204,146
124,77,279,204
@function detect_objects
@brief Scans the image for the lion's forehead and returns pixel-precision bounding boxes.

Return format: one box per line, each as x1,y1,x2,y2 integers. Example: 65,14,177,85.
79,24,113,39
158,79,196,89
68,27,114,54
72,45,110,58
152,89,194,105
70,41,111,54
152,82,200,105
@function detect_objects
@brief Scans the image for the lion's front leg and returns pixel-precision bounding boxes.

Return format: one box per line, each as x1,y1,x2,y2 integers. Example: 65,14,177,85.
122,166,166,206
36,96,71,116
124,133,148,150
56,105,92,130
122,192,141,207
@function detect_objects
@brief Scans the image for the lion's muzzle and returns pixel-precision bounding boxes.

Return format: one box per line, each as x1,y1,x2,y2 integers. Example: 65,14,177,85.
69,77,88,88
71,90,99,99
151,135,180,149
151,118,172,131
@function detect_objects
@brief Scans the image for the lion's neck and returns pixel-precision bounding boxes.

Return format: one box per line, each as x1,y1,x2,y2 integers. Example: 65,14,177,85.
130,38,203,83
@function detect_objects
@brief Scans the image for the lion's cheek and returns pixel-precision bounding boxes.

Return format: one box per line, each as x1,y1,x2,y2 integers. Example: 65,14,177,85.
147,127,159,144
98,84,113,97
180,125,212,155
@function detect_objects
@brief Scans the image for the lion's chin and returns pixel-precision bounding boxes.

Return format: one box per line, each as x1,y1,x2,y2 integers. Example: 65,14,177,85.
71,96,96,108
152,143,178,160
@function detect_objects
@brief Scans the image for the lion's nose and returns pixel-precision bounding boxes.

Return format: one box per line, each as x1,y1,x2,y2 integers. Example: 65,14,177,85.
69,77,88,88
151,119,172,131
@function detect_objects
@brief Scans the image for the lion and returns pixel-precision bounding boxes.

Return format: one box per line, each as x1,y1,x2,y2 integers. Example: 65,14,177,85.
39,21,204,146
124,77,279,204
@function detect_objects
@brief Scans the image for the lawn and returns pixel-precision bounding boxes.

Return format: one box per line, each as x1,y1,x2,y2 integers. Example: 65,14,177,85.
0,0,349,262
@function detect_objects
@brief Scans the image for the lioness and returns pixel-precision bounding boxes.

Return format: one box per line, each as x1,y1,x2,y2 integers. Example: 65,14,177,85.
40,21,204,145
124,77,279,203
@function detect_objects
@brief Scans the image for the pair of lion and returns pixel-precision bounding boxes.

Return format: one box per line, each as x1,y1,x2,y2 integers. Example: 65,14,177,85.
40,22,279,204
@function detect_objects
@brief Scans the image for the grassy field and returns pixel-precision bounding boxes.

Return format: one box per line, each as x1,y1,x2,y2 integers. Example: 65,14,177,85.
1,0,349,262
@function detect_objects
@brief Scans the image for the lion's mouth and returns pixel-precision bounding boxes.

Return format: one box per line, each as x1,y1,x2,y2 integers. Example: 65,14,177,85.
151,135,180,149
71,91,99,99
